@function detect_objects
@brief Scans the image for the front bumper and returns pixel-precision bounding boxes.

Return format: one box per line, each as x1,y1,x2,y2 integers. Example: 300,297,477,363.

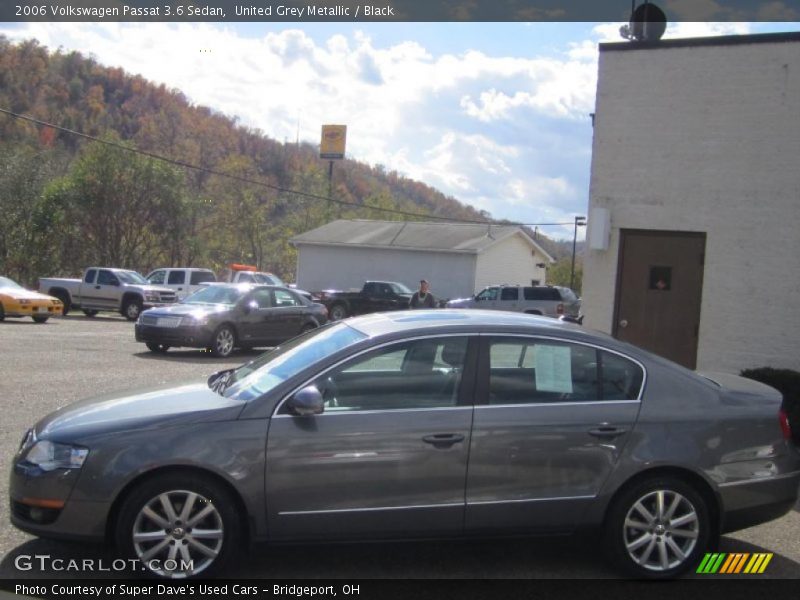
9,461,108,542
4,302,63,318
135,323,214,348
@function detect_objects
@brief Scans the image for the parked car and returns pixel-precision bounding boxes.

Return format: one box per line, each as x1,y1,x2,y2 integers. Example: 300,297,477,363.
39,268,177,321
10,310,798,579
135,283,328,357
221,264,314,301
447,284,581,318
145,268,216,301
0,276,63,323
316,280,413,320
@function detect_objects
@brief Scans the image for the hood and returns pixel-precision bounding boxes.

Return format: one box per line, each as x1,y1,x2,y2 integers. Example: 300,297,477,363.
0,288,58,301
446,297,474,307
35,382,245,441
143,303,232,318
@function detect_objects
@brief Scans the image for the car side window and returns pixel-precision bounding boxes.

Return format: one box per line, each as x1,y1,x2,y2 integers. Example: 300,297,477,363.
600,351,644,401
476,287,498,301
247,289,271,309
97,270,118,286
167,271,186,285
487,338,601,404
148,270,166,285
363,282,378,295
84,269,97,283
273,289,300,307
313,337,470,411
500,287,519,301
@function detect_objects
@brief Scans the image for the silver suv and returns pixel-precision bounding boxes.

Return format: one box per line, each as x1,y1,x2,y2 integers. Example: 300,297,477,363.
446,284,581,318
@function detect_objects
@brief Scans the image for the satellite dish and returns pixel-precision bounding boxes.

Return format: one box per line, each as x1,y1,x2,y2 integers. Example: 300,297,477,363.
620,1,668,42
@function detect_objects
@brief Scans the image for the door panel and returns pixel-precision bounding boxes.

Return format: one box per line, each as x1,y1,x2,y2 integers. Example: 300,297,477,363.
265,336,476,541
465,336,643,533
614,230,706,369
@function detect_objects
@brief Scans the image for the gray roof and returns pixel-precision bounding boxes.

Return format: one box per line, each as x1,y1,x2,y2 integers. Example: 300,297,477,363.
290,220,555,260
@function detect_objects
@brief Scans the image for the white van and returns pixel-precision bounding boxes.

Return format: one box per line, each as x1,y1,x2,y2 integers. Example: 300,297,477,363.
146,268,216,300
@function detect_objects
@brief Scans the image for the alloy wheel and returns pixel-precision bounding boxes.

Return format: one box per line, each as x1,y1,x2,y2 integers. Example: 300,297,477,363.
623,489,699,572
214,327,235,357
131,489,224,578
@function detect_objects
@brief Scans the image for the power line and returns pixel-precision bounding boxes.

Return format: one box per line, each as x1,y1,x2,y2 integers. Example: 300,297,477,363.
0,107,576,228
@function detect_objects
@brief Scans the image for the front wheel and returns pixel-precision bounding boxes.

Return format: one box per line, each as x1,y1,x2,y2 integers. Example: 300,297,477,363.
604,476,710,579
210,325,236,358
146,342,170,354
114,472,242,579
32,315,49,323
122,298,143,321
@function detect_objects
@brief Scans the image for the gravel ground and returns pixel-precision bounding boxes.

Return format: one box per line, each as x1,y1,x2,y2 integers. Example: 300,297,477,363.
0,315,798,579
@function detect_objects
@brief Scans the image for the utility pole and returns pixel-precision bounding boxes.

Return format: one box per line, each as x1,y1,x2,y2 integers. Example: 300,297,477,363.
570,215,587,291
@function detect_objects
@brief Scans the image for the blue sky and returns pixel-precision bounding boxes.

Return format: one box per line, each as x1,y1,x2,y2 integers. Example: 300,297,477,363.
1,20,797,238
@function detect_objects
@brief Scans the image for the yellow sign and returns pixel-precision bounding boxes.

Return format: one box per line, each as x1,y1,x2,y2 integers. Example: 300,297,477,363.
320,125,347,160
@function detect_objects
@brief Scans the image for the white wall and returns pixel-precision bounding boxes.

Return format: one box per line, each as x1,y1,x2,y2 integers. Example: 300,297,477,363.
474,232,549,291
295,244,478,301
584,38,800,373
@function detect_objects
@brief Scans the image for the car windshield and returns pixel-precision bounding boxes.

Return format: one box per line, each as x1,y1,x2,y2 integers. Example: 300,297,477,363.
253,272,284,285
183,285,243,306
223,323,367,402
117,270,148,284
0,276,23,289
390,282,412,294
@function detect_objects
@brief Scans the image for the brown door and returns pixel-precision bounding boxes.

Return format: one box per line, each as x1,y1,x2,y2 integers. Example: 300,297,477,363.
614,230,706,369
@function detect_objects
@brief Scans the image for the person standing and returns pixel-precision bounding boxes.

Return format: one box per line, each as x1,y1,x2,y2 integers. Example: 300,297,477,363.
409,279,436,309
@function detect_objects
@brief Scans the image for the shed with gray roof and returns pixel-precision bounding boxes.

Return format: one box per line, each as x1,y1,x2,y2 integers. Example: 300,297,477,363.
290,220,555,301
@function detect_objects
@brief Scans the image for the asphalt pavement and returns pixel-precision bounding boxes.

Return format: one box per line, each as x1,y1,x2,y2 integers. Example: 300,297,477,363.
0,316,798,579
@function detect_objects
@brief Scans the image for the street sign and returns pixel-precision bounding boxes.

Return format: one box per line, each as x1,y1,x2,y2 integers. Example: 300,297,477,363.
320,125,347,159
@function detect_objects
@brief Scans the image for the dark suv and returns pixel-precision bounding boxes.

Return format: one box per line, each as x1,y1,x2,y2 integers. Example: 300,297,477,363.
446,284,581,317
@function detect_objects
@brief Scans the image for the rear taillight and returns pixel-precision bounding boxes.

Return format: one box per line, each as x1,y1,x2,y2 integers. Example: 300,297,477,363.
556,303,564,315
779,408,792,441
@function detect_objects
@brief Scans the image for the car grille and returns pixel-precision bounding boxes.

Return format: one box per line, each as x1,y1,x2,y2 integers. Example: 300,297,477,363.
158,293,177,303
140,315,159,326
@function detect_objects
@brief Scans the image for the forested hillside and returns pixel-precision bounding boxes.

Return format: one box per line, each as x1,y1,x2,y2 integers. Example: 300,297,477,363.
0,36,491,285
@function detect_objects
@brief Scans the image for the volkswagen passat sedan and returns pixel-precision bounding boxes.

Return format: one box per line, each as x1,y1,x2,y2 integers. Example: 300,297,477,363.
10,311,799,578
135,283,328,357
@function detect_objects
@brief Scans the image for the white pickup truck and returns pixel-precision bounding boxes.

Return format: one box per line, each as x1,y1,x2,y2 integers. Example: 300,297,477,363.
39,267,178,321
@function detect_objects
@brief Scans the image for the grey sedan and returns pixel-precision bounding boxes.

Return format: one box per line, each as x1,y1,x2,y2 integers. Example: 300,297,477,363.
10,310,800,579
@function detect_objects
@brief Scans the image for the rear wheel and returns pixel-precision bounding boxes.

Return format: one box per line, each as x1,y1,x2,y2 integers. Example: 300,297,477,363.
122,297,143,321
83,309,99,317
604,476,709,579
32,315,49,323
51,291,70,316
329,303,348,321
114,472,242,579
146,342,170,354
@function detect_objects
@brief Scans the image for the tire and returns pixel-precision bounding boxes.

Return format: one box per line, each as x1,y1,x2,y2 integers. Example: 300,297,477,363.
146,342,170,354
32,315,49,323
114,472,242,579
329,303,348,321
210,324,236,358
83,309,99,317
604,476,710,579
122,297,143,321
51,291,70,316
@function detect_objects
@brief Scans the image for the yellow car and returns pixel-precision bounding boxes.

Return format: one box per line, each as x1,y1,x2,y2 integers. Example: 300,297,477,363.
0,276,63,323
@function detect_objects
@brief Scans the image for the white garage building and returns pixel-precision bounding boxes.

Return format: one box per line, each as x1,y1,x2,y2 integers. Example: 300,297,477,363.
582,31,800,372
290,220,555,301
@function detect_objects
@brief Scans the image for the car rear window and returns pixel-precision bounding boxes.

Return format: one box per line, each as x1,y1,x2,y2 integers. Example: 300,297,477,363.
191,271,216,285
523,287,561,301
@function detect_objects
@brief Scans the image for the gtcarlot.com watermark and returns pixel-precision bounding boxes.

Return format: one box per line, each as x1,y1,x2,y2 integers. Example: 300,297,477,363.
14,553,192,573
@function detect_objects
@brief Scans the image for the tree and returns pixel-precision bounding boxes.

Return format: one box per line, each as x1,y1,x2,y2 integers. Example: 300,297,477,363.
546,257,583,295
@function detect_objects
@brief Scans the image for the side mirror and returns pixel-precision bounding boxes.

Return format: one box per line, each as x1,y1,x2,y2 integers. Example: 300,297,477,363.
287,385,325,416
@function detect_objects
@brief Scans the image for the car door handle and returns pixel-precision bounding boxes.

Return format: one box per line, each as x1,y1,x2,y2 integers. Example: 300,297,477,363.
95,285,101,289
422,433,464,448
588,426,627,439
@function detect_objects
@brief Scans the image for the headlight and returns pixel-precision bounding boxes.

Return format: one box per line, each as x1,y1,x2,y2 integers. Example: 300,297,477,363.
24,440,89,471
181,315,207,326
